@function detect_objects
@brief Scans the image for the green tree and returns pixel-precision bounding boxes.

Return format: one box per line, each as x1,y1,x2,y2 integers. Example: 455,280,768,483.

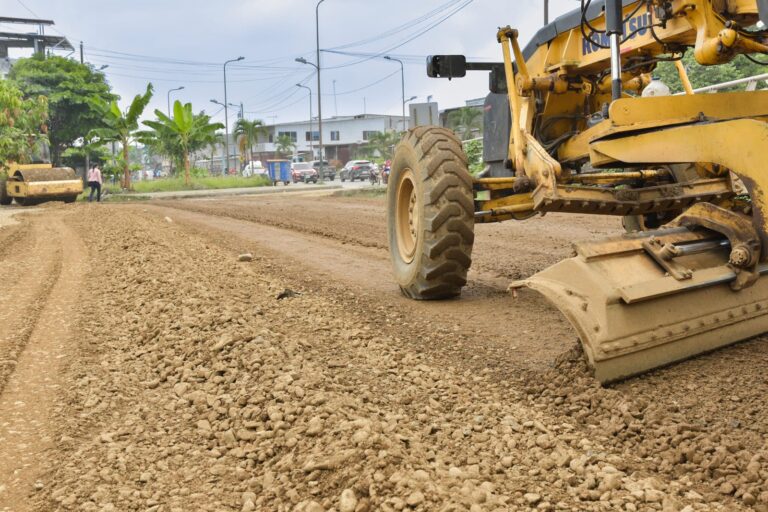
365,130,401,160
275,134,296,158
655,53,765,94
447,107,482,140
140,101,224,186
0,80,48,168
88,83,154,190
234,118,268,166
9,55,116,165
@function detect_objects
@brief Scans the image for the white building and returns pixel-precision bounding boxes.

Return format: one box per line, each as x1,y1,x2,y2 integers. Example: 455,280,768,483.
254,113,406,163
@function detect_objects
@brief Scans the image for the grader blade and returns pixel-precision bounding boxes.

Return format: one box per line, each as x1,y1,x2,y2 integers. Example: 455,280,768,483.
513,227,768,383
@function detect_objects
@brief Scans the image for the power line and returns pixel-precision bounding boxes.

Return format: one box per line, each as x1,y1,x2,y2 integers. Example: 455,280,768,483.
330,69,400,96
327,0,466,51
323,0,474,70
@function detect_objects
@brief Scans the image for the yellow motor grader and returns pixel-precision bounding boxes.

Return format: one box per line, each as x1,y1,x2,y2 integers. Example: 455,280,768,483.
387,0,768,382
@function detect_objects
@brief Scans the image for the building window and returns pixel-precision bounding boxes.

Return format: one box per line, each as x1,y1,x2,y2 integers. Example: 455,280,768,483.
268,134,274,143
278,131,297,142
362,130,380,141
330,131,340,141
305,131,320,142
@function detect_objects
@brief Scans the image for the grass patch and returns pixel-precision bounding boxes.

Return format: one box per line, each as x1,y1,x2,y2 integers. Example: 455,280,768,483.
331,187,387,199
85,175,272,196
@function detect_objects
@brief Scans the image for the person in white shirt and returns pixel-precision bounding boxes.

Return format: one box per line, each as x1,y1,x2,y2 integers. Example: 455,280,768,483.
87,164,103,202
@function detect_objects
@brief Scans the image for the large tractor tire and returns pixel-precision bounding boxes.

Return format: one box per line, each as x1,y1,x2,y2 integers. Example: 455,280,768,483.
387,126,474,300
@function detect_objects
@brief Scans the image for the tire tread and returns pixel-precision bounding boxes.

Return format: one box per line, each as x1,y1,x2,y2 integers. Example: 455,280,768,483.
390,127,475,300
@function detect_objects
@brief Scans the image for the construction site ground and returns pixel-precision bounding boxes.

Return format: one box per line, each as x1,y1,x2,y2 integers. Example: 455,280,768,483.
2,191,768,512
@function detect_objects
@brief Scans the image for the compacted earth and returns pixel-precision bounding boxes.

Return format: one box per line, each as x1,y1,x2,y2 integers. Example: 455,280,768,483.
1,191,767,512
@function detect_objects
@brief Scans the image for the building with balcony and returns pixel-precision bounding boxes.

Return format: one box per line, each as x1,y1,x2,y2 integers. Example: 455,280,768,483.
253,113,406,164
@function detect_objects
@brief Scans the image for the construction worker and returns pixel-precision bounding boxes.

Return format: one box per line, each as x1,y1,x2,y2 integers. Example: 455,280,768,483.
87,164,103,202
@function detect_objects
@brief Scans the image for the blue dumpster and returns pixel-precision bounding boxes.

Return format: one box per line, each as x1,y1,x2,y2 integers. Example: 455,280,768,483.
266,160,292,185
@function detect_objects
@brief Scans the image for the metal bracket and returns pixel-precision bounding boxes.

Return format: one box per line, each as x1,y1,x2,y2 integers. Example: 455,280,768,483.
670,202,762,290
642,238,693,281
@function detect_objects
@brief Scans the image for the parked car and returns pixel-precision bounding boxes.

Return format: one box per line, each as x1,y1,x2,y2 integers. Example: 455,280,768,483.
291,162,318,183
310,160,335,181
242,160,267,177
340,160,375,181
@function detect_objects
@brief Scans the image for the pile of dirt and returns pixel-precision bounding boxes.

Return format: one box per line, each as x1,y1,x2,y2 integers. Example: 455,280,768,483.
523,346,768,510
29,207,742,512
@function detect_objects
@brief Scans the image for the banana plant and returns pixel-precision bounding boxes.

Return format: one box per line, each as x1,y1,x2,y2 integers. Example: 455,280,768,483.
141,101,223,186
88,83,153,190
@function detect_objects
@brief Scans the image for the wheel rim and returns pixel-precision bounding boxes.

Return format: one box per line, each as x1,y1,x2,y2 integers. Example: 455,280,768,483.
395,169,418,263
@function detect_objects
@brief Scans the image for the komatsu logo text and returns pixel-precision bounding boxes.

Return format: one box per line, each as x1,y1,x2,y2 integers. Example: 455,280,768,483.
582,13,652,55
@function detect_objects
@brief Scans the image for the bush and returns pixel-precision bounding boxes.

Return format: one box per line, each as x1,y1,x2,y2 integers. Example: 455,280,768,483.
190,167,208,178
463,139,484,175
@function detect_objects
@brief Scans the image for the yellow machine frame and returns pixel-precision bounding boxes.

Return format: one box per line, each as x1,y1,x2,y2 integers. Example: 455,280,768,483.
398,0,768,382
3,163,83,205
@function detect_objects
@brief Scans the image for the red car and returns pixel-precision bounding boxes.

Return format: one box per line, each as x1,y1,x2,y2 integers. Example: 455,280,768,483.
291,162,319,183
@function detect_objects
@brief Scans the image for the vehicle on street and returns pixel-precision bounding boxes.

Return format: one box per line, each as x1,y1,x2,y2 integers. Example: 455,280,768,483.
310,160,335,181
339,160,375,182
291,162,318,183
242,160,267,177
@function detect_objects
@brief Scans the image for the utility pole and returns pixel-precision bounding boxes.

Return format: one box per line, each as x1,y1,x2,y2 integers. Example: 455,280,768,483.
296,84,313,158
316,0,326,178
167,86,184,117
79,41,83,64
223,56,245,176
544,0,549,24
384,56,406,131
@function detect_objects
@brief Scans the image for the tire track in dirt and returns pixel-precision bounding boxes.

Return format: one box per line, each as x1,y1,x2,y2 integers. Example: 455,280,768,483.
0,218,62,396
0,214,86,511
145,203,578,371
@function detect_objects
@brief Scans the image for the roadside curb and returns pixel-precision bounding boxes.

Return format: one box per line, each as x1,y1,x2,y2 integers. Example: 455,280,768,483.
111,184,344,201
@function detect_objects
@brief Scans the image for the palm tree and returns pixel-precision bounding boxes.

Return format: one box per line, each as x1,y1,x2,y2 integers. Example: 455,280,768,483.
140,101,223,186
447,107,482,140
89,83,154,189
365,130,402,159
275,134,296,158
234,118,268,166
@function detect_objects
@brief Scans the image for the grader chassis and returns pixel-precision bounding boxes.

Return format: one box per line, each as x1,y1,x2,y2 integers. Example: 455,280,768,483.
388,0,768,382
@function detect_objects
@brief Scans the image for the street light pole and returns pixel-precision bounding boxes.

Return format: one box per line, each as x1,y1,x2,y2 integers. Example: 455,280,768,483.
296,84,313,158
316,0,326,178
167,86,184,117
384,56,406,131
223,56,244,176
544,0,549,24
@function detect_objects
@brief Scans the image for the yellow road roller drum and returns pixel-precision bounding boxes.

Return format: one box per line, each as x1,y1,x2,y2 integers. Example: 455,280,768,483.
1,163,83,206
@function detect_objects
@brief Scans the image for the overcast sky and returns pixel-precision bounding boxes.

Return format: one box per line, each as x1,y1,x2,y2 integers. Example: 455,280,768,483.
4,0,577,126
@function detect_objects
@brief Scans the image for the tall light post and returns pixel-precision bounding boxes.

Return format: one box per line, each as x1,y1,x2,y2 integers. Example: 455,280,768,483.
296,57,322,162
223,56,244,175
316,0,326,174
384,56,406,131
295,0,326,178
296,84,314,158
544,0,549,24
167,86,184,117
212,98,243,170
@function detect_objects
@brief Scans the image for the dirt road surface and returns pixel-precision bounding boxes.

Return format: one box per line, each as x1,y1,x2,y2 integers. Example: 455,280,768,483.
1,193,767,511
